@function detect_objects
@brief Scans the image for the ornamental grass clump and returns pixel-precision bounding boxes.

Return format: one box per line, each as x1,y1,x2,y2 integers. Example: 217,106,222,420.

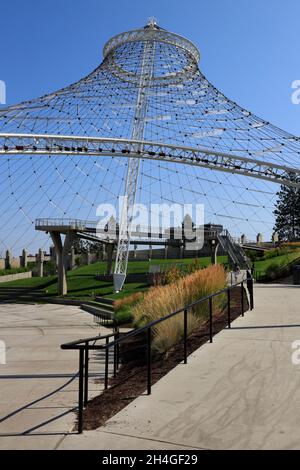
114,292,143,312
132,264,227,354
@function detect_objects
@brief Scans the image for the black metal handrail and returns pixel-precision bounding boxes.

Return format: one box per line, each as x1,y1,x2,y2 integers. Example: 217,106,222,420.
61,273,254,433
61,331,117,349
61,330,120,433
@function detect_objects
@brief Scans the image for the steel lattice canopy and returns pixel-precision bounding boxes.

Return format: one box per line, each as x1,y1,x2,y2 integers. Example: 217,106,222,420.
0,21,299,185
0,20,299,257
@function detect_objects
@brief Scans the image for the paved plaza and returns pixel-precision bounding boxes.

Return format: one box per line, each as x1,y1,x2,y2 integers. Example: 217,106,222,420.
0,303,107,450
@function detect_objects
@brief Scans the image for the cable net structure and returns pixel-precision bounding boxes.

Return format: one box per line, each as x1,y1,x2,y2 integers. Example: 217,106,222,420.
0,20,299,288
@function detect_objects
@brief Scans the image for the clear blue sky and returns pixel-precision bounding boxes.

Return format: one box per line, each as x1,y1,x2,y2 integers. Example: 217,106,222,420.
0,0,299,135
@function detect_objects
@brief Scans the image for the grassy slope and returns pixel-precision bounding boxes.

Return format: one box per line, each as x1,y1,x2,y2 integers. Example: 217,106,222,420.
4,251,300,300
254,252,300,276
1,251,298,304
0,256,228,300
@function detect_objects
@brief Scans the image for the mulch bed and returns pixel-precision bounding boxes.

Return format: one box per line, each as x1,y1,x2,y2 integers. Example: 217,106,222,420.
80,286,249,431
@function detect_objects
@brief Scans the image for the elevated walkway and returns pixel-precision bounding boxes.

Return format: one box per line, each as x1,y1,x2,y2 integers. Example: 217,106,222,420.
35,218,250,295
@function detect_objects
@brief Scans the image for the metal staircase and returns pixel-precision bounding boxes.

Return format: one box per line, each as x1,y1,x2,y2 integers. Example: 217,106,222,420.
218,230,251,270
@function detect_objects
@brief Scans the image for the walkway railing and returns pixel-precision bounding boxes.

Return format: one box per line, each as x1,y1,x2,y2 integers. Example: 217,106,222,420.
35,218,98,230
61,274,254,433
61,330,119,433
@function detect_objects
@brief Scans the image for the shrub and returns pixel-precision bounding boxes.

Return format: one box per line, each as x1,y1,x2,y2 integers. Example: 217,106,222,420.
152,264,191,287
263,247,289,260
265,263,282,280
187,258,202,274
0,266,30,276
245,250,263,262
115,308,134,324
246,245,300,264
43,261,57,276
165,266,183,284
114,292,144,325
281,243,300,255
152,271,167,286
132,264,227,354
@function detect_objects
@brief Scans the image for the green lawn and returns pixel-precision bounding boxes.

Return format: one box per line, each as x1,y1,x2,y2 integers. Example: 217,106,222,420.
0,256,228,301
3,250,300,302
3,250,299,301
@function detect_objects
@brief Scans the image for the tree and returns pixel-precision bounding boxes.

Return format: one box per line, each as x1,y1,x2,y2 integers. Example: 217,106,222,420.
273,173,300,241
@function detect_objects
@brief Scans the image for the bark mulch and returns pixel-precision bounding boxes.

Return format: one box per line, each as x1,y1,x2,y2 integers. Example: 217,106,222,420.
80,286,249,431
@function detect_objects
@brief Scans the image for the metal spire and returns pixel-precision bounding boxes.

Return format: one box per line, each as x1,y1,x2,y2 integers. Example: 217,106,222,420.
113,38,156,292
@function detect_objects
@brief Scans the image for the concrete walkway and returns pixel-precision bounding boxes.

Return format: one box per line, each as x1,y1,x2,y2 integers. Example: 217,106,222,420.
58,284,300,450
0,303,109,450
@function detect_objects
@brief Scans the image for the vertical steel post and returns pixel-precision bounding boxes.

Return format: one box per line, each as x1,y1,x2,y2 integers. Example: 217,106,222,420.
84,341,89,407
241,281,244,317
147,328,152,395
209,297,213,343
116,330,120,370
105,337,109,390
113,27,156,292
78,347,84,434
113,332,117,378
227,289,231,328
184,309,188,364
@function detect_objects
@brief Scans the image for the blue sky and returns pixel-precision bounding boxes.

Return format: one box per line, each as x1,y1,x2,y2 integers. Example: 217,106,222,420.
0,0,299,135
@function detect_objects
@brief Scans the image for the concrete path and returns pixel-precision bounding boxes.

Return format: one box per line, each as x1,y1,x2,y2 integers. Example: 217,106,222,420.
58,284,300,450
0,303,110,450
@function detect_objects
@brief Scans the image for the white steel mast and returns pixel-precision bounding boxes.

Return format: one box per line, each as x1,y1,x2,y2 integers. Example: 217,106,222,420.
113,19,156,291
